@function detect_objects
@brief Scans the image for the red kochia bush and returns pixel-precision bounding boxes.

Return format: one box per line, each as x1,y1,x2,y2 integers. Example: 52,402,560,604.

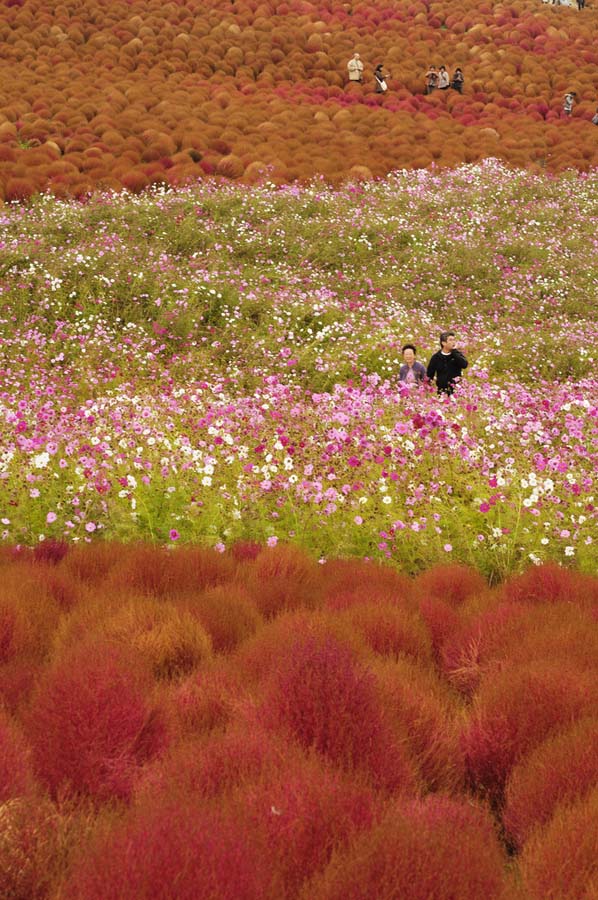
102,544,175,597
322,558,412,605
61,541,121,584
503,716,598,848
136,724,302,805
188,583,262,652
0,797,65,900
0,563,61,664
374,658,465,793
502,560,598,607
61,801,276,900
25,644,168,801
338,601,432,664
303,795,507,900
32,538,68,565
105,544,234,598
163,545,236,593
461,662,596,804
418,595,462,659
0,707,34,801
414,563,486,607
231,610,365,688
236,757,381,897
230,539,262,561
247,543,323,617
440,600,528,695
260,631,418,794
170,662,242,737
519,788,598,900
443,601,597,694
0,658,40,714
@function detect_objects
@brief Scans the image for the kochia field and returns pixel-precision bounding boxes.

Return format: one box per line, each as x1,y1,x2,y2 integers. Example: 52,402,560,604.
1,0,598,198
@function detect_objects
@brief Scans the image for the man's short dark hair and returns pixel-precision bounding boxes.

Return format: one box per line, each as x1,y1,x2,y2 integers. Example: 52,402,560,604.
440,331,454,346
402,343,417,355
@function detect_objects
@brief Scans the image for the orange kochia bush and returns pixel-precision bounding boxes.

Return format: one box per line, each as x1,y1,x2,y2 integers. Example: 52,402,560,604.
1,0,598,197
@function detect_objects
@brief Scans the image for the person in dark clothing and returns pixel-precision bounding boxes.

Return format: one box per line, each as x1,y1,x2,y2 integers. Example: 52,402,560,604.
451,68,464,93
425,65,438,95
374,64,390,93
426,331,468,395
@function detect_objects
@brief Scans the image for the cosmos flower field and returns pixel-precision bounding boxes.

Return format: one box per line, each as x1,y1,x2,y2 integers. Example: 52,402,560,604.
0,159,596,578
1,159,597,897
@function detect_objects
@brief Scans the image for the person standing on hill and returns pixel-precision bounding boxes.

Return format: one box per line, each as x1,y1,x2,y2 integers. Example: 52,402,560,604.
437,65,450,90
426,331,468,395
374,64,390,93
451,68,464,93
347,53,364,84
399,344,427,386
425,65,438,94
563,92,576,116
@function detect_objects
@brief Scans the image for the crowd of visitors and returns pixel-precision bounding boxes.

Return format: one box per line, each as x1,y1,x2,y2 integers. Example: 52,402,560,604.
347,55,465,94
347,54,597,122
424,65,464,94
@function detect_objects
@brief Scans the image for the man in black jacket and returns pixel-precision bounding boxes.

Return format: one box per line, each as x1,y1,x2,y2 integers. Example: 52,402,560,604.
426,331,468,394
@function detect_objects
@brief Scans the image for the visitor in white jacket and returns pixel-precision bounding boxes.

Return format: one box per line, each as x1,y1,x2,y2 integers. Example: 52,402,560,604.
347,53,364,83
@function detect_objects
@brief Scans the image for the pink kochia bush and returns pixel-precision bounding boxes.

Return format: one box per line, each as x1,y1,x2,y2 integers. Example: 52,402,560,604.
25,644,168,801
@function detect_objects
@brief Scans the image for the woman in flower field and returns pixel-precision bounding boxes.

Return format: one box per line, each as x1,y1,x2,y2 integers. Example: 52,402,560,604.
399,345,427,387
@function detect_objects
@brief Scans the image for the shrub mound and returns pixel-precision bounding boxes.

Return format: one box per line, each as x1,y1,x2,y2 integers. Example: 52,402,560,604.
0,544,593,896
